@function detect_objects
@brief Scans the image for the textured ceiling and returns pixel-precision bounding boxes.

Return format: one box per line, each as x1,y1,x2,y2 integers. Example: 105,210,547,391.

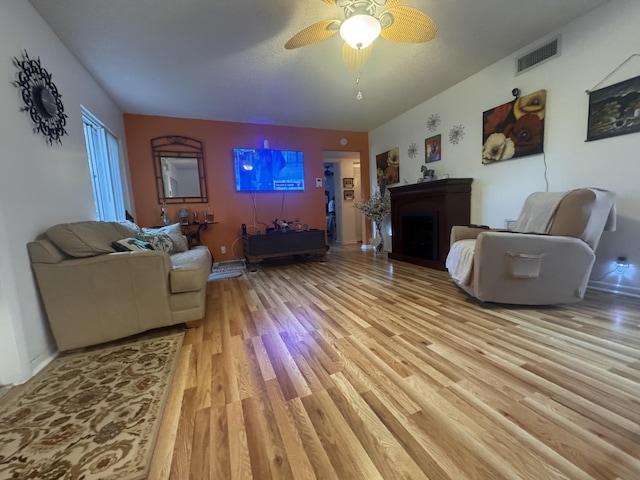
29,0,610,132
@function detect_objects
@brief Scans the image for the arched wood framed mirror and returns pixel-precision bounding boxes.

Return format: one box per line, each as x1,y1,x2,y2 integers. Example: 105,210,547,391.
152,135,208,204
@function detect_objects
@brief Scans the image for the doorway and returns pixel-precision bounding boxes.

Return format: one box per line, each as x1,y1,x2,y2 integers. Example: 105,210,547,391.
323,151,362,245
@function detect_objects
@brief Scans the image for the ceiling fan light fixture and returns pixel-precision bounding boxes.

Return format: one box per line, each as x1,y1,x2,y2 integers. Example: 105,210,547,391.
340,14,381,49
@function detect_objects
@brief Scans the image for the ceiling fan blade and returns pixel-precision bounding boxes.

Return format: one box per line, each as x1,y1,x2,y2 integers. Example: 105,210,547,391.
342,43,373,72
380,6,437,43
285,20,341,49
383,0,404,7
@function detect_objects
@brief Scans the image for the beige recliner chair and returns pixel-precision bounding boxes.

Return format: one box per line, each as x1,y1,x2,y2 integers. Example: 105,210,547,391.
445,188,616,305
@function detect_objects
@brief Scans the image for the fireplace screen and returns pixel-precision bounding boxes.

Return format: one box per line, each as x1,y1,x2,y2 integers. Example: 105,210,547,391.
401,213,439,260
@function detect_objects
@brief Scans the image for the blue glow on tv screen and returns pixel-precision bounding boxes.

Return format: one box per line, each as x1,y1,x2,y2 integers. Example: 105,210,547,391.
234,148,305,192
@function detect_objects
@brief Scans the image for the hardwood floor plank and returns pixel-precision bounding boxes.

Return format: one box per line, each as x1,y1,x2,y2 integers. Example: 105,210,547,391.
301,389,384,480
227,401,254,480
189,407,211,479
169,387,197,479
210,405,231,480
264,379,319,480
148,341,192,480
328,372,428,479
156,245,640,479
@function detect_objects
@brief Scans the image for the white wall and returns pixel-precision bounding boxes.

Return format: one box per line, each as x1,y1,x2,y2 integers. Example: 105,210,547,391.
0,0,127,384
370,0,640,295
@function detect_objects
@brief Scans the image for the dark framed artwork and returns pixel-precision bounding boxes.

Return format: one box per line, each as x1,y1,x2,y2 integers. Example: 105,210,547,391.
425,135,441,163
587,75,640,141
343,177,354,188
375,147,399,191
482,89,546,164
343,189,354,201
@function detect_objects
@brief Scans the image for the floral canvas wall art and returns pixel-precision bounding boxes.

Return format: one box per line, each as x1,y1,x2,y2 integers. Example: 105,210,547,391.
482,89,546,164
587,75,640,141
376,147,399,191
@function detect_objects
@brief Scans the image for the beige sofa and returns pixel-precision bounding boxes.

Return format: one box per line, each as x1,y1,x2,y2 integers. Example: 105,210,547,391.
445,188,616,305
27,221,212,351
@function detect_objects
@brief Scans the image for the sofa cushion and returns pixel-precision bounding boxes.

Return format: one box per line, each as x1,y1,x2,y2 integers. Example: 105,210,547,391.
112,237,155,252
142,223,188,253
47,221,138,258
169,246,211,293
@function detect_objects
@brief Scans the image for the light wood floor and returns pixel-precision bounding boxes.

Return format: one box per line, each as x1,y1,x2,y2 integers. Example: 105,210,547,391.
151,244,640,480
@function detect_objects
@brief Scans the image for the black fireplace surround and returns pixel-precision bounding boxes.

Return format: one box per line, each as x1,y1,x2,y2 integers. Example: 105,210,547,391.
388,179,472,270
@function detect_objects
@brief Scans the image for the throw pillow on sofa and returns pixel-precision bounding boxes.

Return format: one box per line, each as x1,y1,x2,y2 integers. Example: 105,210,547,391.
141,223,188,253
112,237,154,252
138,233,175,253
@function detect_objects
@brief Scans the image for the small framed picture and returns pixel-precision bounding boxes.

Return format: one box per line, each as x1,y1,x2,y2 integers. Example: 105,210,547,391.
343,189,354,201
425,135,442,163
343,177,354,188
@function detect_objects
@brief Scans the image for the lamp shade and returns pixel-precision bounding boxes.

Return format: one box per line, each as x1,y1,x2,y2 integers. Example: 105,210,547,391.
340,14,381,49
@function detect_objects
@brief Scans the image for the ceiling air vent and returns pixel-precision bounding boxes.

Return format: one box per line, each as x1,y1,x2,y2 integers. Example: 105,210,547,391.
516,36,560,75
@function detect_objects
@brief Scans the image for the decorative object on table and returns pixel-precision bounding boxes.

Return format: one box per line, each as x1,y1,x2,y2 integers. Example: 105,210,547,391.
343,189,355,201
426,113,441,132
273,218,294,231
375,147,400,192
160,201,171,226
482,89,546,164
355,189,391,254
420,166,436,181
193,211,199,224
0,332,183,480
343,177,354,188
12,50,68,145
407,142,419,159
425,134,441,163
449,124,466,145
586,73,640,142
178,207,190,225
204,206,215,223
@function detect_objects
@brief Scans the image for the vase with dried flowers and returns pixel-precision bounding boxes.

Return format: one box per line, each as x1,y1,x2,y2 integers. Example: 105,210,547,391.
355,189,391,254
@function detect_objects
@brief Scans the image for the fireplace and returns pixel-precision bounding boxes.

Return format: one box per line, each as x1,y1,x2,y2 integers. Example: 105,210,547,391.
401,213,438,260
388,178,472,270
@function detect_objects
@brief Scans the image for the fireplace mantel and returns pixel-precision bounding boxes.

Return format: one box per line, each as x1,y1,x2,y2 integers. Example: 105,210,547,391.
388,178,473,270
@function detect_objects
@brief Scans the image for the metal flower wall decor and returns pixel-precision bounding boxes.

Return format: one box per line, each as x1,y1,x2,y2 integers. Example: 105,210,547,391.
449,125,465,144
12,50,68,145
426,113,441,132
407,142,419,159
482,90,546,164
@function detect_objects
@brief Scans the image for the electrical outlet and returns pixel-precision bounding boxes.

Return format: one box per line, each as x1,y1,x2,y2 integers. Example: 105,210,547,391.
220,246,226,254
315,178,323,188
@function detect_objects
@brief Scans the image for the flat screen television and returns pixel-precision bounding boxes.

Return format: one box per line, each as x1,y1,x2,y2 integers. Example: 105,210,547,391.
234,148,305,192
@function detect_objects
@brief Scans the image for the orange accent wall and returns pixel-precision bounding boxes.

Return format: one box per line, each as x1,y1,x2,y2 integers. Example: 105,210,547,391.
124,114,370,261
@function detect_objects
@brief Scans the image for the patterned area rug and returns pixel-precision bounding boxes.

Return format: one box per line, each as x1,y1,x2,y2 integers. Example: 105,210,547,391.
0,332,184,480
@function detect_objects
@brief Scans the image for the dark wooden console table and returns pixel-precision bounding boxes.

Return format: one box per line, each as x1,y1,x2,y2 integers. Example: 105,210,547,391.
243,230,329,270
180,222,217,248
388,178,472,270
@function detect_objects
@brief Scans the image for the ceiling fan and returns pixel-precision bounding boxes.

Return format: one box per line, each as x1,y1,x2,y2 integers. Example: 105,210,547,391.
285,0,437,73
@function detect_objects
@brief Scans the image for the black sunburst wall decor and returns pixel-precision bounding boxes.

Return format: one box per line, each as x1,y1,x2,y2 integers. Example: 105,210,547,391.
13,50,68,145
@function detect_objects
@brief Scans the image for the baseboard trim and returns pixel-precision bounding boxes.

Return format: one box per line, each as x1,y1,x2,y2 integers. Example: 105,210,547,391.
588,281,640,299
30,350,59,380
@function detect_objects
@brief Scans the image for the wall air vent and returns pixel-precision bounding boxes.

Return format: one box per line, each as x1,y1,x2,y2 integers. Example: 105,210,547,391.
516,36,560,75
